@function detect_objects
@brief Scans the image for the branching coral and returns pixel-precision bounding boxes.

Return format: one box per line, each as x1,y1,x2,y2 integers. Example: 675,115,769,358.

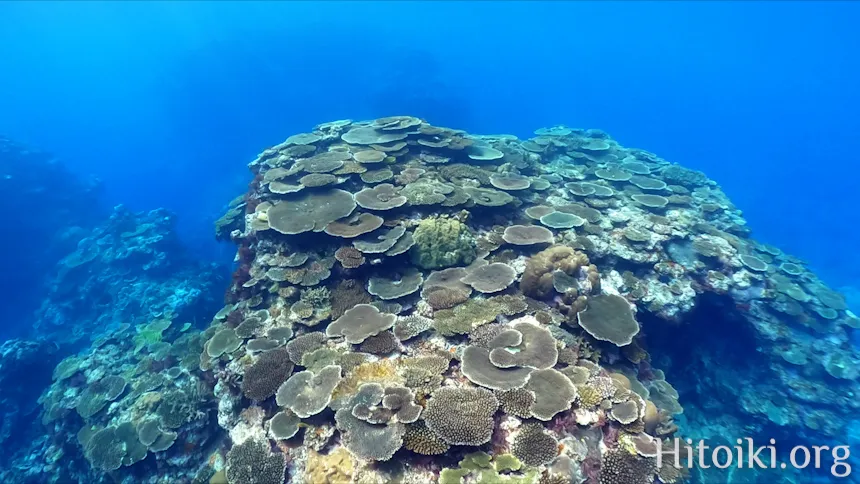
242,347,294,400
423,387,499,446
511,423,558,466
225,439,287,484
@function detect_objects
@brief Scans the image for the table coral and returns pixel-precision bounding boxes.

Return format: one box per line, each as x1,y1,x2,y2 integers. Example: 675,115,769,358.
38,116,854,484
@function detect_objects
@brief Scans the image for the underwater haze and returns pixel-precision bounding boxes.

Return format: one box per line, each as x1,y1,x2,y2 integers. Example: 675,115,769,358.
2,1,859,287
1,2,859,483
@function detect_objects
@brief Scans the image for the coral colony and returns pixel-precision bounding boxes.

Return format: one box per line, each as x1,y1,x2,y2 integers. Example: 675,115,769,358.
17,117,859,483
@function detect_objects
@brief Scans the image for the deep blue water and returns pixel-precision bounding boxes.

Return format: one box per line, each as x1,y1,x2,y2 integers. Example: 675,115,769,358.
1,1,858,295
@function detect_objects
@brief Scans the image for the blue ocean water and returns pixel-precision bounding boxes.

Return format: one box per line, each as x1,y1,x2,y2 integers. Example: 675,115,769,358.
2,2,858,286
1,2,858,483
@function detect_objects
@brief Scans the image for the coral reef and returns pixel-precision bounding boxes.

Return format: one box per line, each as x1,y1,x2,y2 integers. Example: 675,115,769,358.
34,205,226,346
0,338,62,472
200,118,702,484
0,156,227,482
0,136,104,333
27,117,857,483
27,320,220,483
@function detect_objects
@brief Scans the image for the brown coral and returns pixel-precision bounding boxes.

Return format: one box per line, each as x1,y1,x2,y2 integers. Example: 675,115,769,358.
521,246,590,299
423,387,499,446
330,279,372,319
422,285,470,310
403,420,450,455
512,423,558,466
358,331,400,354
598,449,656,484
241,348,294,401
334,247,365,269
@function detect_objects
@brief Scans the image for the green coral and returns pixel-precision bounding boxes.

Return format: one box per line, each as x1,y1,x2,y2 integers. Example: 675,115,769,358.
103,375,128,401
137,419,162,447
440,452,539,484
206,328,242,358
824,352,860,380
301,287,331,308
116,421,148,466
461,451,493,470
156,386,206,429
130,372,165,398
84,427,125,472
494,454,522,473
480,468,539,483
77,425,99,447
440,468,471,484
53,356,82,381
410,216,477,269
148,430,178,452
433,296,527,336
133,318,173,354
76,384,109,419
301,347,342,373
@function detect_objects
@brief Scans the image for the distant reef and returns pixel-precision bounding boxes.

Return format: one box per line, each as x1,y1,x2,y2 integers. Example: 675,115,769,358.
0,135,104,332
0,137,226,482
13,117,859,484
2,206,228,482
34,204,227,346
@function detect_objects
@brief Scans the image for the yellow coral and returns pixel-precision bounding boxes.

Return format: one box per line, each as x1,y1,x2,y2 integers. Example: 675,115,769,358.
331,360,402,401
305,447,354,483
209,470,227,484
410,215,477,269
521,246,589,299
618,433,639,456
433,295,527,336
576,384,602,408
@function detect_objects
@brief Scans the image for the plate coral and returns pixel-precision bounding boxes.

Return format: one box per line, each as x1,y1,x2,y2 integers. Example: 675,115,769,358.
29,117,860,484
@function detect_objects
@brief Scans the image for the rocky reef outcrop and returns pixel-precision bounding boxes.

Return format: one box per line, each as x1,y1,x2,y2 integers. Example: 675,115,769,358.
204,116,860,484
30,117,860,483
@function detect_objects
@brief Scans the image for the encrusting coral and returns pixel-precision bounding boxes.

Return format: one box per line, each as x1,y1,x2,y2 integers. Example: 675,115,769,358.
37,116,851,484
